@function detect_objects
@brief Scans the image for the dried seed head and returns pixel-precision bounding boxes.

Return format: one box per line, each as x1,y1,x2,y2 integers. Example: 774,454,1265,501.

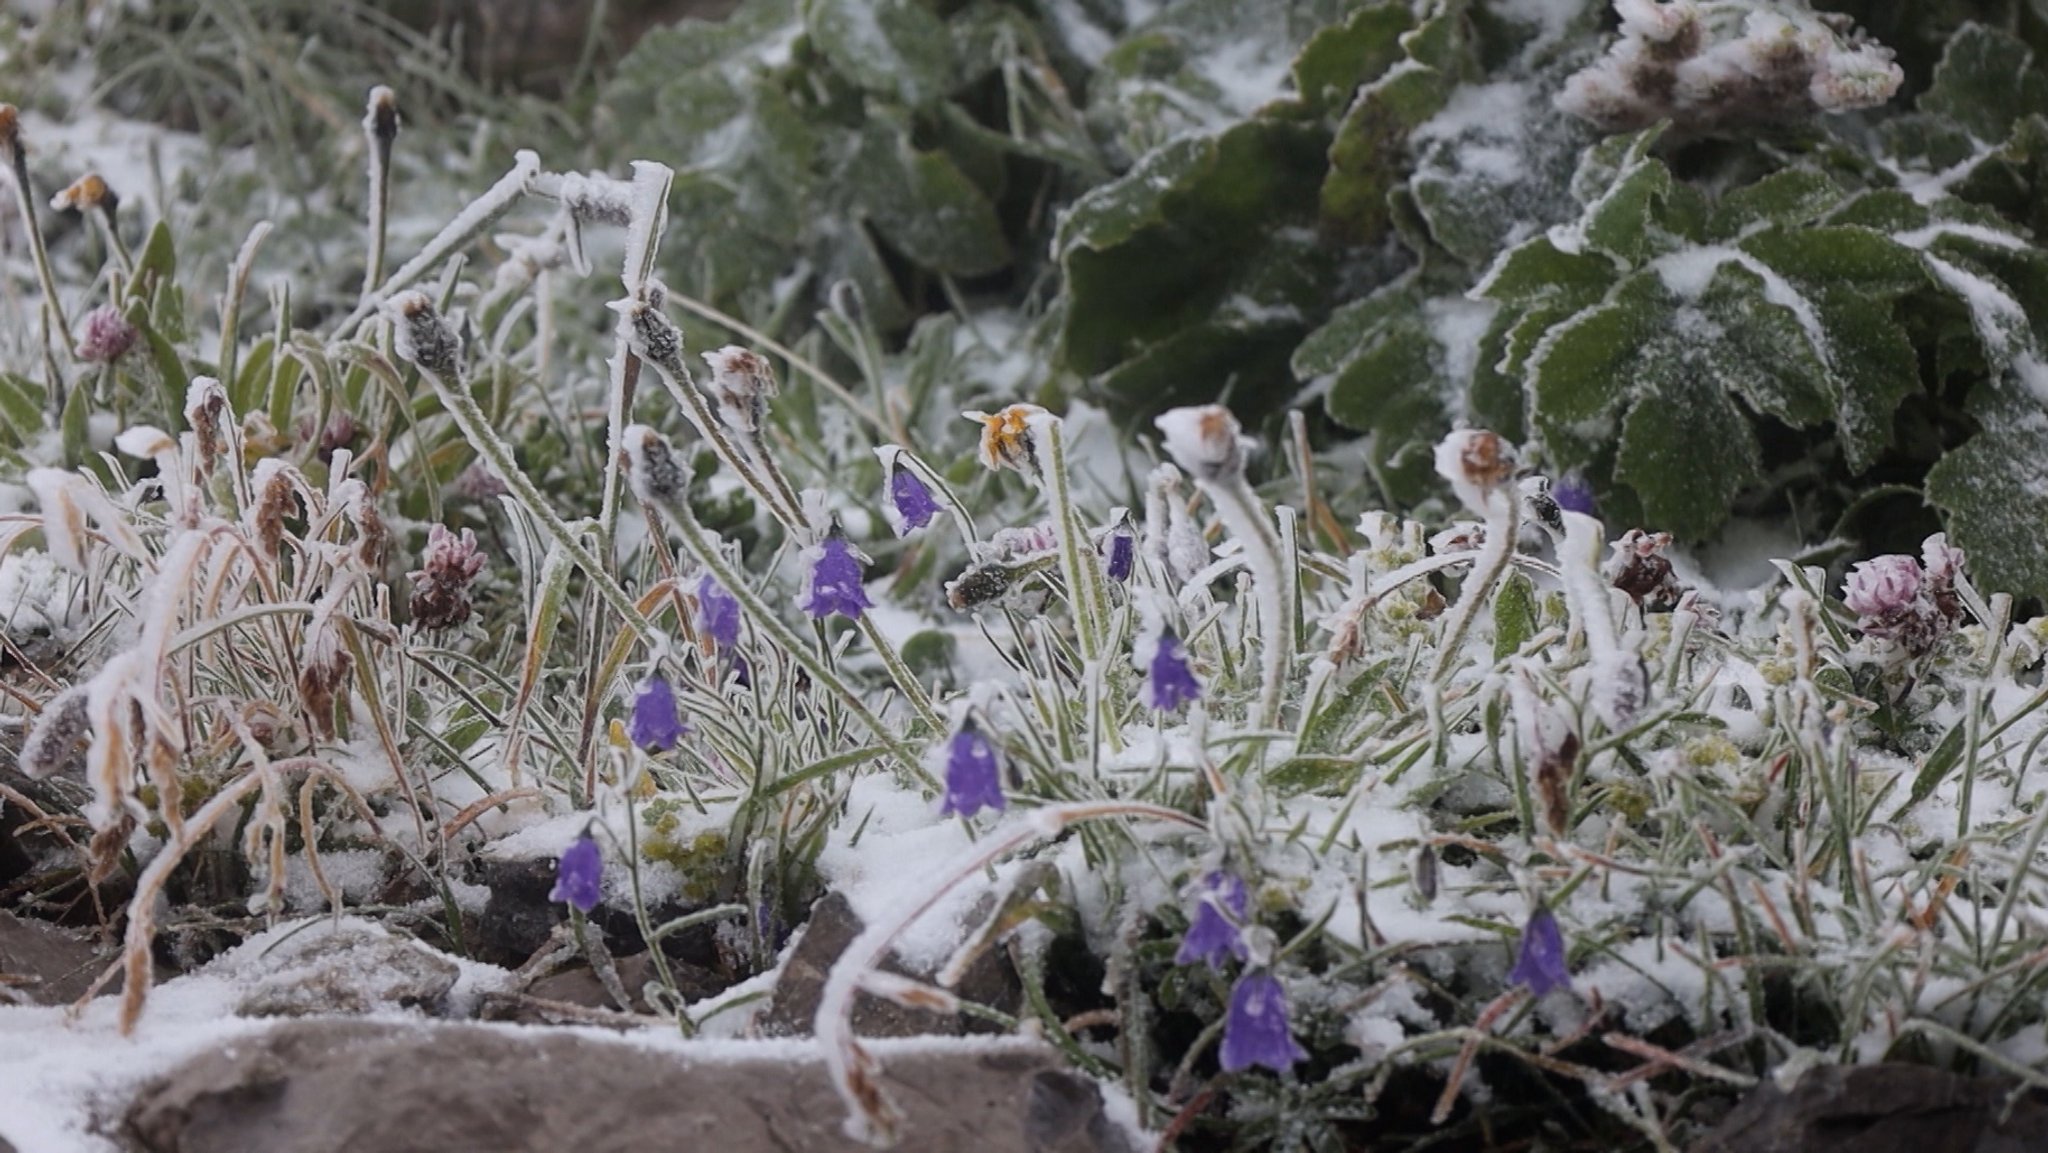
1155,404,1247,485
625,296,685,373
1607,529,1683,611
74,305,138,364
965,404,1042,474
184,376,228,472
702,346,777,434
386,291,461,379
299,621,354,739
50,172,116,216
622,423,690,506
249,459,299,556
19,684,91,780
364,85,401,143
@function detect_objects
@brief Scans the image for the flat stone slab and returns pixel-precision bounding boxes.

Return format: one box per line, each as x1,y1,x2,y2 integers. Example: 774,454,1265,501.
1691,1062,2048,1153
122,1020,1136,1153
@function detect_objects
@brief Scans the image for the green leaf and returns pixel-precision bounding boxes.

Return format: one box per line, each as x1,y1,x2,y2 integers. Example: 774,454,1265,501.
1920,22,2048,145
1473,235,1617,308
848,121,1011,277
1706,169,1842,241
1290,2,1412,118
806,0,955,107
0,373,45,444
1528,275,1661,466
1318,1,1472,243
1493,571,1537,661
1614,359,1762,540
1572,128,1672,265
1926,372,2048,601
1692,260,1833,429
129,220,177,303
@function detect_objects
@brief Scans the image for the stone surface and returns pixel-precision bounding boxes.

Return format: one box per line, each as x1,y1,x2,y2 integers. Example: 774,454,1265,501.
759,891,1019,1039
0,910,109,1005
122,1020,1136,1153
1691,1063,2048,1153
472,854,565,966
221,920,460,1018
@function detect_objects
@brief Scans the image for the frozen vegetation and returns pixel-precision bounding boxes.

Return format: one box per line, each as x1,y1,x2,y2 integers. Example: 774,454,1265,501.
6,1,2048,1151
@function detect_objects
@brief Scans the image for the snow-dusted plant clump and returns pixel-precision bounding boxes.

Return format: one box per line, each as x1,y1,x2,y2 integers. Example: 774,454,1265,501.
9,2,2048,1151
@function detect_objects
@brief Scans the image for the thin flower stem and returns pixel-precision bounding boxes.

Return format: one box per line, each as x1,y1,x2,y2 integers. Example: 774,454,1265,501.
856,615,943,733
341,149,542,336
7,142,73,352
1203,472,1290,729
1033,415,1106,663
597,163,674,562
1431,489,1519,683
664,289,900,442
411,357,652,638
660,498,933,786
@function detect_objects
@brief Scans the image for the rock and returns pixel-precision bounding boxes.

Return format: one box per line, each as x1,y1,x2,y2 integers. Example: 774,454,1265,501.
122,1020,1136,1153
473,854,565,966
758,891,1019,1039
1691,1062,2048,1153
223,920,460,1018
0,911,109,1004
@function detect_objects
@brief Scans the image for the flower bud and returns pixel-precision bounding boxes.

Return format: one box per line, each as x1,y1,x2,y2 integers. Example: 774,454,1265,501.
622,423,690,506
702,346,777,435
1154,405,1246,485
74,305,137,364
386,291,461,379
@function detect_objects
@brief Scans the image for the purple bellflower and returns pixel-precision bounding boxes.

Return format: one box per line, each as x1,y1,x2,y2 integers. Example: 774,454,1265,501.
628,675,688,752
802,534,873,621
1176,871,1249,971
1145,631,1202,712
1104,522,1135,583
1551,474,1596,517
887,462,941,536
1509,905,1570,997
939,721,1006,818
697,573,742,651
1220,969,1308,1074
550,833,603,913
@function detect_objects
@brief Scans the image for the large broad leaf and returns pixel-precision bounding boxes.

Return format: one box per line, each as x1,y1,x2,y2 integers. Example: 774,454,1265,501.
1318,0,1472,244
1919,23,2048,145
1056,117,1334,398
1927,372,2048,601
805,0,955,108
847,120,1011,277
1291,2,1413,118
1566,127,1673,265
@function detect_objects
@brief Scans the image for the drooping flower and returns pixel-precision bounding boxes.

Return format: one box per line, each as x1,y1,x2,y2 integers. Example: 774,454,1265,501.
1508,906,1570,997
1154,405,1246,484
938,721,1005,818
74,304,137,364
627,675,688,751
549,833,603,913
408,524,489,631
1220,969,1307,1074
886,461,941,536
801,533,872,621
1103,514,1135,583
1144,631,1202,712
696,572,742,651
1175,871,1249,971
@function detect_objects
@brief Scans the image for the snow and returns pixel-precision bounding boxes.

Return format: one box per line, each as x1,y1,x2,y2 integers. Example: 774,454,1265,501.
1415,82,1538,183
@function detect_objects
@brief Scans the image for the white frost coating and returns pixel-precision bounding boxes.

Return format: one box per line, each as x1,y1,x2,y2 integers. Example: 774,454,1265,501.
1649,245,1834,370
1917,252,2048,402
1424,297,1501,409
1557,510,1624,667
26,468,86,571
348,149,542,328
620,160,674,292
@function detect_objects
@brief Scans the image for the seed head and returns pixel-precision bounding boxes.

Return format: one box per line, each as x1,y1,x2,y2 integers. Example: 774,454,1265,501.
364,85,401,144
19,685,91,780
702,346,777,435
183,377,229,472
386,291,461,379
622,423,690,507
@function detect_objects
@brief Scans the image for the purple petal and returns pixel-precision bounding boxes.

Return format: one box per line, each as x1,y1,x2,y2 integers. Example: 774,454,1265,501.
1175,871,1249,971
627,675,688,751
1220,969,1307,1073
888,464,941,535
1105,530,1134,583
1146,632,1202,712
696,573,742,650
549,834,604,913
1508,906,1570,997
939,725,1005,818
802,536,872,621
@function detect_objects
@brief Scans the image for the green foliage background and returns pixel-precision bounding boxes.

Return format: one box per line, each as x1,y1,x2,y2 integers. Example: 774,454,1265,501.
603,0,2048,599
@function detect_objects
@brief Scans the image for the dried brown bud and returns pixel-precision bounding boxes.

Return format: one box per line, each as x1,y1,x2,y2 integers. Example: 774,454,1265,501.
353,499,389,571
299,629,353,740
50,173,116,217
387,291,461,379
18,685,90,780
702,346,777,434
365,86,401,144
622,423,689,506
1607,529,1683,611
1534,729,1580,836
0,105,20,166
626,298,685,374
250,460,298,556
1155,404,1247,485
184,377,228,474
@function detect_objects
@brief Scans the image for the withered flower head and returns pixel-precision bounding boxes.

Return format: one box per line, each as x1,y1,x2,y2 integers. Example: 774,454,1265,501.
386,290,461,379
702,346,777,434
50,173,116,217
408,524,488,631
1155,404,1246,485
965,404,1044,474
364,85,401,143
622,423,689,506
183,376,228,472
